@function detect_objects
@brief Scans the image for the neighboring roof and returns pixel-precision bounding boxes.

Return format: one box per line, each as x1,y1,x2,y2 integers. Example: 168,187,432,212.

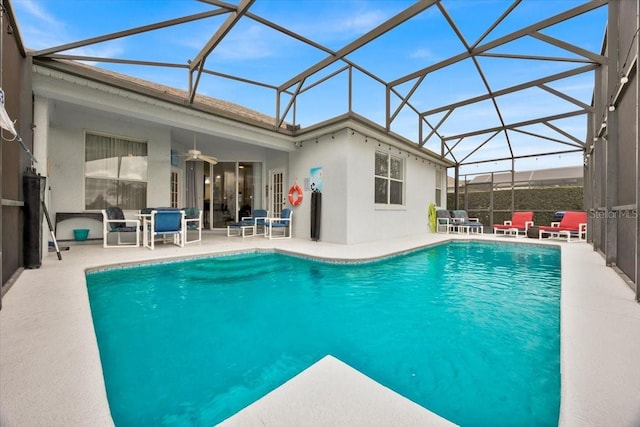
449,166,583,188
469,166,583,184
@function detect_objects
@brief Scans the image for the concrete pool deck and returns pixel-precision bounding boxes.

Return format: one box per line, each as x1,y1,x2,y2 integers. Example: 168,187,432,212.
1,232,639,426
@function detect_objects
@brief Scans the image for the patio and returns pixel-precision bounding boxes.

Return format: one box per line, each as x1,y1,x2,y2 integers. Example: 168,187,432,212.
1,232,638,426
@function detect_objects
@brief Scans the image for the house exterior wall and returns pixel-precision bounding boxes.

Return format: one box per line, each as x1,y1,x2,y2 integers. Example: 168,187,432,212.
39,101,172,240
289,130,349,243
31,65,446,247
290,128,441,244
30,68,293,241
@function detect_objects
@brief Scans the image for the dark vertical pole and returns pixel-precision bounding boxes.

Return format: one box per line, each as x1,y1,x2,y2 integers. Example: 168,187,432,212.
593,60,604,254
489,172,494,230
635,0,639,301
454,164,460,210
23,170,46,267
311,191,321,241
464,173,468,211
511,158,515,216
605,0,619,266
348,66,353,114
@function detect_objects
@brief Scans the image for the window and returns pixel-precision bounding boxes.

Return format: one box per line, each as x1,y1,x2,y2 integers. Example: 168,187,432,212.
435,169,443,206
85,132,148,210
375,151,404,205
170,171,179,208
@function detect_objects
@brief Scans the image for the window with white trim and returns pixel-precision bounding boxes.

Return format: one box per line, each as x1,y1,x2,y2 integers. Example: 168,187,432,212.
375,150,404,205
170,170,179,208
84,132,148,210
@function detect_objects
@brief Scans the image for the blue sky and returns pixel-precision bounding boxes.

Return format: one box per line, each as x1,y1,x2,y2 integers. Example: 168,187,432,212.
12,0,607,175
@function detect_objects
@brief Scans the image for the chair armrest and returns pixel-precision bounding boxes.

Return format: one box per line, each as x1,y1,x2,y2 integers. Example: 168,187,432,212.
503,220,512,226
525,221,534,230
266,217,291,224
468,218,480,223
241,216,253,221
551,222,560,228
105,218,140,226
184,217,200,227
579,223,587,232
254,216,268,225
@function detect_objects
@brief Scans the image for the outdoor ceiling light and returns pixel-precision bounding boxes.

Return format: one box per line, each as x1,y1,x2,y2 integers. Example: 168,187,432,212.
608,105,616,112
620,75,628,84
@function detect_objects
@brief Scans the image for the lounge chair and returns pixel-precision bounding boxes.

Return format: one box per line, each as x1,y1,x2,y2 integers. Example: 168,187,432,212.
436,209,454,233
451,210,483,234
102,207,141,248
227,209,268,237
182,207,202,244
493,211,534,237
264,208,293,239
143,208,185,250
538,210,587,242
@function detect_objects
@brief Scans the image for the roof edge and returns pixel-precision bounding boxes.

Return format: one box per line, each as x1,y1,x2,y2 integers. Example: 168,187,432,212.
295,112,453,167
32,57,295,135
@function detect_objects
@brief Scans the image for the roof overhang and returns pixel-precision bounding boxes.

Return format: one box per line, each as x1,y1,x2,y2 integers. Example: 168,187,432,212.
32,59,295,152
293,112,454,168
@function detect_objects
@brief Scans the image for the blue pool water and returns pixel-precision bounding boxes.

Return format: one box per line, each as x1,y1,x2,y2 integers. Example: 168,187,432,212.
86,241,560,426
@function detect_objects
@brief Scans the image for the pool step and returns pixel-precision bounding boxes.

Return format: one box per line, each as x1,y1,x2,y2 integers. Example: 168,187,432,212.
184,253,298,284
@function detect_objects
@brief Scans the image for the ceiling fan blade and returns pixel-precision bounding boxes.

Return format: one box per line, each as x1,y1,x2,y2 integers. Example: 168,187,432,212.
199,154,218,165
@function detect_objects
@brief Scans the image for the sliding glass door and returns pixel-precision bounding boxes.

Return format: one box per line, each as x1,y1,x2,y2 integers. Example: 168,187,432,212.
209,162,262,229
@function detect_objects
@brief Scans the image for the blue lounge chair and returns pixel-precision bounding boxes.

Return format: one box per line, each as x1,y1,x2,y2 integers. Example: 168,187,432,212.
451,210,483,234
227,209,268,237
182,207,202,244
264,208,293,239
143,208,185,250
436,209,454,233
102,207,140,248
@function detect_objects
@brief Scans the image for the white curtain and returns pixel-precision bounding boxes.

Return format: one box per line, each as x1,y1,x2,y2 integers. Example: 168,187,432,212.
85,133,147,210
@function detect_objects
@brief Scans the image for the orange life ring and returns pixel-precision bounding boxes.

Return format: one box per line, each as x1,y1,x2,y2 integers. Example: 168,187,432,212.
288,184,303,206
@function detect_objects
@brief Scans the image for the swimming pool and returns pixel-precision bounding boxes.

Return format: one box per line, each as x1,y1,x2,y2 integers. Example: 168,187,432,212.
86,241,560,426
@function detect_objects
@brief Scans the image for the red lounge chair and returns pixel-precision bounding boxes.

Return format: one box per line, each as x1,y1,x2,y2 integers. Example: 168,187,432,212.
538,211,587,242
493,211,534,237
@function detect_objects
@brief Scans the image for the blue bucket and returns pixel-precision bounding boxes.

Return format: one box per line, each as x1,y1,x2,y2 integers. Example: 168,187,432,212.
73,229,90,241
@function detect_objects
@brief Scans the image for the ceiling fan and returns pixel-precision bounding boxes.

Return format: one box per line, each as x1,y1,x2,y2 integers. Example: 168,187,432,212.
182,133,218,165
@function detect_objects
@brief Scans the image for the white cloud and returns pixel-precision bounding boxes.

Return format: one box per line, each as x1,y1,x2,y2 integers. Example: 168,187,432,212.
175,24,274,62
214,25,274,61
291,5,388,44
13,0,66,50
14,0,59,27
67,43,126,65
337,10,387,35
409,47,436,60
